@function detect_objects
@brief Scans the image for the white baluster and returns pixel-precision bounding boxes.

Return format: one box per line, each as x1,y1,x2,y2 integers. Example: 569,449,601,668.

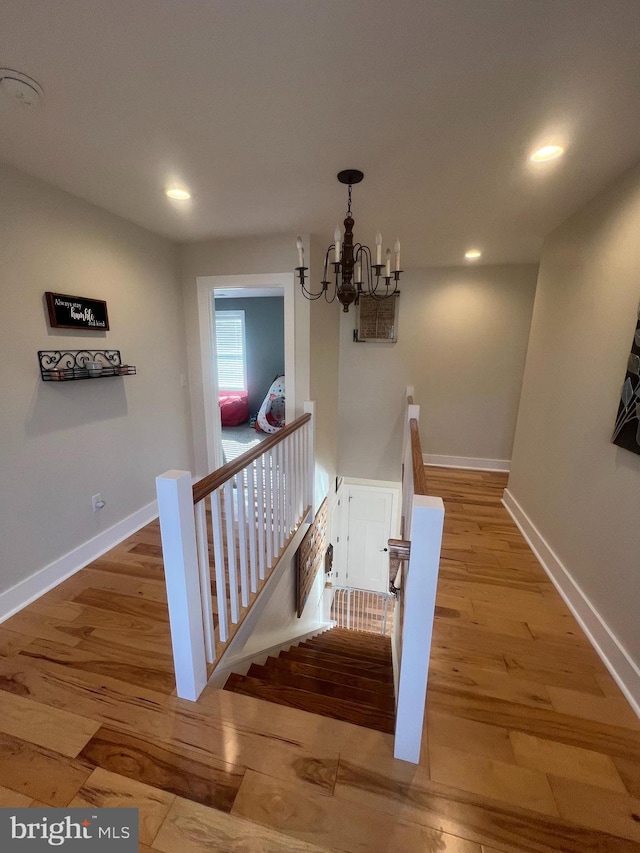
211,487,228,643
235,472,249,608
224,479,239,623
265,449,275,570
195,499,215,663
278,440,285,549
247,461,258,593
257,453,267,580
286,434,293,535
272,442,278,553
295,430,304,525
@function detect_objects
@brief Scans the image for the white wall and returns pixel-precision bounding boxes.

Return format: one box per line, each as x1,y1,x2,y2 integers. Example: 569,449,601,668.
508,160,640,671
337,264,538,481
0,161,192,596
309,234,340,506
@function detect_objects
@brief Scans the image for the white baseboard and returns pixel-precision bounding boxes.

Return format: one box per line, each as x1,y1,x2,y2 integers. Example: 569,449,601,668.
502,488,640,718
424,454,510,472
0,501,158,624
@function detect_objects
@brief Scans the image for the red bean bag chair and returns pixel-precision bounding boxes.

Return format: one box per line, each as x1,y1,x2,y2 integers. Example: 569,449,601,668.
219,393,249,427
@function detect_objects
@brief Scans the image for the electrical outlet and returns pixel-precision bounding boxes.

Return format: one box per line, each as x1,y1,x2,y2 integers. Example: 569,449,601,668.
92,493,105,512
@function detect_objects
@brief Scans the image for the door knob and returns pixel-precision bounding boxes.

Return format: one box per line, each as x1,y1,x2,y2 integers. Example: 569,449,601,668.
380,547,388,552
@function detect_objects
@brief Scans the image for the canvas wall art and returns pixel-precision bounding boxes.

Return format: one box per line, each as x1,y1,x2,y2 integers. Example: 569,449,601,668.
612,303,640,455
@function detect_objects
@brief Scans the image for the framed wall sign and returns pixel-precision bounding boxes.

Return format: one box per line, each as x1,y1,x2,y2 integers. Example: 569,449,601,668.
45,292,110,331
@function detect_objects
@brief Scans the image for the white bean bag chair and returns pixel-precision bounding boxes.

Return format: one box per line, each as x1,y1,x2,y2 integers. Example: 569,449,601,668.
256,375,285,434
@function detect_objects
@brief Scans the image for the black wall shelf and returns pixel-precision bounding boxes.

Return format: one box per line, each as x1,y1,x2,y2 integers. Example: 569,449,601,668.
38,350,136,381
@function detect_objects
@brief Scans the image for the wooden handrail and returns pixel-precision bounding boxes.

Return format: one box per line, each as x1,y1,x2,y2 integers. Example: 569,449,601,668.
193,412,311,504
388,538,411,562
410,418,428,495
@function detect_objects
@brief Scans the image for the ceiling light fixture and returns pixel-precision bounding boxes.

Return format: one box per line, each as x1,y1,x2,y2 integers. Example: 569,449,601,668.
530,145,564,163
295,170,401,313
165,187,191,200
464,249,482,261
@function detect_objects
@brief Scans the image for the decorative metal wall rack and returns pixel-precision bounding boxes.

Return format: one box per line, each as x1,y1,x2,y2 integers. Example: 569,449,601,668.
38,350,136,381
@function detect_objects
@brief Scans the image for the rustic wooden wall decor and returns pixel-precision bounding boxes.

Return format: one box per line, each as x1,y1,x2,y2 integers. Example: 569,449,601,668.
296,497,328,617
354,293,399,342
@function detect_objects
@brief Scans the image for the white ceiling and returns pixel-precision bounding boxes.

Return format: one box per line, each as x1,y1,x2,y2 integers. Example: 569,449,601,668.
2,0,640,267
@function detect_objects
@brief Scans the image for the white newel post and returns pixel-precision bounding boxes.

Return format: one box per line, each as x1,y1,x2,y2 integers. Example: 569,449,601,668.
156,470,208,701
304,400,315,515
394,494,445,763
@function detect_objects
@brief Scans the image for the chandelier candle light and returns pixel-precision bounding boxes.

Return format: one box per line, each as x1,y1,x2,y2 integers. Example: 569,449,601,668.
296,170,401,312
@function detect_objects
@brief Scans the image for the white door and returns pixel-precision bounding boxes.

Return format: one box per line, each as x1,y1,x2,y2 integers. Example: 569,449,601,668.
345,486,396,592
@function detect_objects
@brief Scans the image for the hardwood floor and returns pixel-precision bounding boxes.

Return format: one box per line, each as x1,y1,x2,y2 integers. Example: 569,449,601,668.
0,469,639,851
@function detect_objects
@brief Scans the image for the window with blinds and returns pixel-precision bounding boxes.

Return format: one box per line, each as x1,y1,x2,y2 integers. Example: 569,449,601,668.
215,310,247,391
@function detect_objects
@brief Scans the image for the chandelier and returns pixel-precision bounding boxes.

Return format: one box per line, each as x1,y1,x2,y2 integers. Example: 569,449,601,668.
295,170,401,312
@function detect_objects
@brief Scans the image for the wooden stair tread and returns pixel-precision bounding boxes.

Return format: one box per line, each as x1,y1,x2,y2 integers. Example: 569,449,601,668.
326,628,392,647
303,636,392,663
281,647,393,680
247,663,394,712
311,631,391,657
262,655,395,696
319,628,391,647
224,673,395,734
296,643,394,675
223,626,395,734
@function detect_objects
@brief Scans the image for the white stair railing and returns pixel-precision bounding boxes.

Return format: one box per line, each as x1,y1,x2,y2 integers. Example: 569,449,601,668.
391,390,445,764
156,404,314,701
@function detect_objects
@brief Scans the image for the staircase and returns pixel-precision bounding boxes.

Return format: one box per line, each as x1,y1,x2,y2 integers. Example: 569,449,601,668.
223,627,395,734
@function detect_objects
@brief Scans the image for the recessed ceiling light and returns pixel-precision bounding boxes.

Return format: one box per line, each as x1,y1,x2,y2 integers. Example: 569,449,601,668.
530,145,564,163
166,187,191,200
464,249,482,260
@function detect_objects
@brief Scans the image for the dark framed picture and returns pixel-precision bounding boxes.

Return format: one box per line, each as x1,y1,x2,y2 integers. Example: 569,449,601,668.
45,292,109,331
612,303,640,455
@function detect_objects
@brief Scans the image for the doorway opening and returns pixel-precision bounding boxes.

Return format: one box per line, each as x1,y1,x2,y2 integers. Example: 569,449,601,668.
214,288,284,463
196,273,295,473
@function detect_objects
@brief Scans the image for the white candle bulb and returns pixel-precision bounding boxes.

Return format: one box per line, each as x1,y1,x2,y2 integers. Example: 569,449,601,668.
394,238,401,271
385,248,391,277
375,231,382,266
355,260,361,283
334,226,341,263
296,236,304,267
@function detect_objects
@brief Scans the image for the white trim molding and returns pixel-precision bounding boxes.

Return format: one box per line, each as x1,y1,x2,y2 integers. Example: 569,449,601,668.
0,501,158,624
502,488,640,718
424,454,510,472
